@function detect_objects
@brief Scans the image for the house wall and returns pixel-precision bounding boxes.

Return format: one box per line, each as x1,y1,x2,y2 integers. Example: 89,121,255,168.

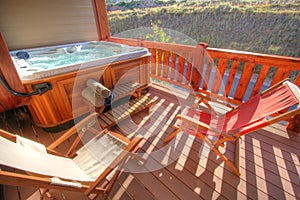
0,0,98,50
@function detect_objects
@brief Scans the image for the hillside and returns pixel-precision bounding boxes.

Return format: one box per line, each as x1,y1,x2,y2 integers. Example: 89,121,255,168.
108,2,300,57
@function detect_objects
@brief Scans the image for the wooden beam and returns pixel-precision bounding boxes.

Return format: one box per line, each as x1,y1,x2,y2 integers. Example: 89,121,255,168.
92,0,111,40
0,32,29,112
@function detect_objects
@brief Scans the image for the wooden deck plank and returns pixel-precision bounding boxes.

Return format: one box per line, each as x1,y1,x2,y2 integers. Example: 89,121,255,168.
241,135,300,178
140,85,298,198
121,156,181,200
138,148,203,200
109,180,134,200
127,85,300,199
116,111,245,200
1,83,300,200
115,173,157,200
3,185,36,200
175,129,300,200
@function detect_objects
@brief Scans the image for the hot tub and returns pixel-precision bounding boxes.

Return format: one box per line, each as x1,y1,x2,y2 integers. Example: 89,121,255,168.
10,41,151,131
10,41,148,80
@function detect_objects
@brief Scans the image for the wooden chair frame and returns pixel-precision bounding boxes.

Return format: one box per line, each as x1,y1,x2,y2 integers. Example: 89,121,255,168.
164,80,300,176
0,113,142,199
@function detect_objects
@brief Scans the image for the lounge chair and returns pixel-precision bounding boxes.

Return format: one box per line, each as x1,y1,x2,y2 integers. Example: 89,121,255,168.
0,113,143,199
164,80,300,176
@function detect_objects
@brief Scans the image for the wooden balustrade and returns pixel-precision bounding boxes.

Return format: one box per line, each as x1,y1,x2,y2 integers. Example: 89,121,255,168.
108,36,300,105
207,48,300,102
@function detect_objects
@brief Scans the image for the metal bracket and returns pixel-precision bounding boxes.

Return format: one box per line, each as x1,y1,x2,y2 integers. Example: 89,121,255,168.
31,82,52,95
0,74,52,97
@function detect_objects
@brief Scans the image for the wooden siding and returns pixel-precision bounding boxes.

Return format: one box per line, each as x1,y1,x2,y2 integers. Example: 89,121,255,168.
0,0,98,50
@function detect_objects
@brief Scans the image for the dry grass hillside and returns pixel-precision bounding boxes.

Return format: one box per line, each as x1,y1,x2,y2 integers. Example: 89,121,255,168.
108,2,300,57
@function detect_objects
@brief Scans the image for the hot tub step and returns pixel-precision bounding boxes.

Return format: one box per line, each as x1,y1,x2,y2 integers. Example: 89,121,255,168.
83,81,151,114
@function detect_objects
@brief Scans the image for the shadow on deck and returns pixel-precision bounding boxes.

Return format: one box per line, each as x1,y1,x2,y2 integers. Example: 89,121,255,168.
1,83,300,200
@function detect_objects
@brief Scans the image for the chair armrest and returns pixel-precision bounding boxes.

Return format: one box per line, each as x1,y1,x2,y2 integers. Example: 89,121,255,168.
47,112,99,150
178,114,225,135
194,91,236,114
192,92,218,114
0,129,17,142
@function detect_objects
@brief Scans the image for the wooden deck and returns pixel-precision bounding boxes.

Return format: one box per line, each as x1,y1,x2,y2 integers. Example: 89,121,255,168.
1,82,300,200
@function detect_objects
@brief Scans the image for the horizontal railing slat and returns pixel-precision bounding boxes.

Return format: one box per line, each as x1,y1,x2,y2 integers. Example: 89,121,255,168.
250,64,270,97
234,62,256,101
225,60,239,97
171,53,176,81
157,49,163,77
212,58,227,94
163,50,170,79
186,52,193,84
177,55,185,83
270,67,290,87
294,74,300,86
207,48,300,68
151,48,156,75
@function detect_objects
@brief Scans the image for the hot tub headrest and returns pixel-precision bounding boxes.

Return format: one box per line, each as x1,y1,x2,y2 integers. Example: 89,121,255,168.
81,87,105,107
16,51,30,60
86,79,111,98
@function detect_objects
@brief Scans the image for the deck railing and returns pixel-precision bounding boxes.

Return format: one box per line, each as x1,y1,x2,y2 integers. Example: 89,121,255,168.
108,36,300,105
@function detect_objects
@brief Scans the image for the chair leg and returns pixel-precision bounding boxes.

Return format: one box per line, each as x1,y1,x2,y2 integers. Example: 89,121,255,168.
40,189,55,200
211,145,240,176
196,134,240,176
234,138,241,174
145,106,151,114
166,126,241,176
164,128,181,143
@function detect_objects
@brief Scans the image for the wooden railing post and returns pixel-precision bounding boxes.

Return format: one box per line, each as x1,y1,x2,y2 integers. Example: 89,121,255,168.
92,0,110,40
137,38,144,47
191,43,208,92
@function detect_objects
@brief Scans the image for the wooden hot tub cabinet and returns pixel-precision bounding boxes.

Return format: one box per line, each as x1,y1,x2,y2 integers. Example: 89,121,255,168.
22,54,150,131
